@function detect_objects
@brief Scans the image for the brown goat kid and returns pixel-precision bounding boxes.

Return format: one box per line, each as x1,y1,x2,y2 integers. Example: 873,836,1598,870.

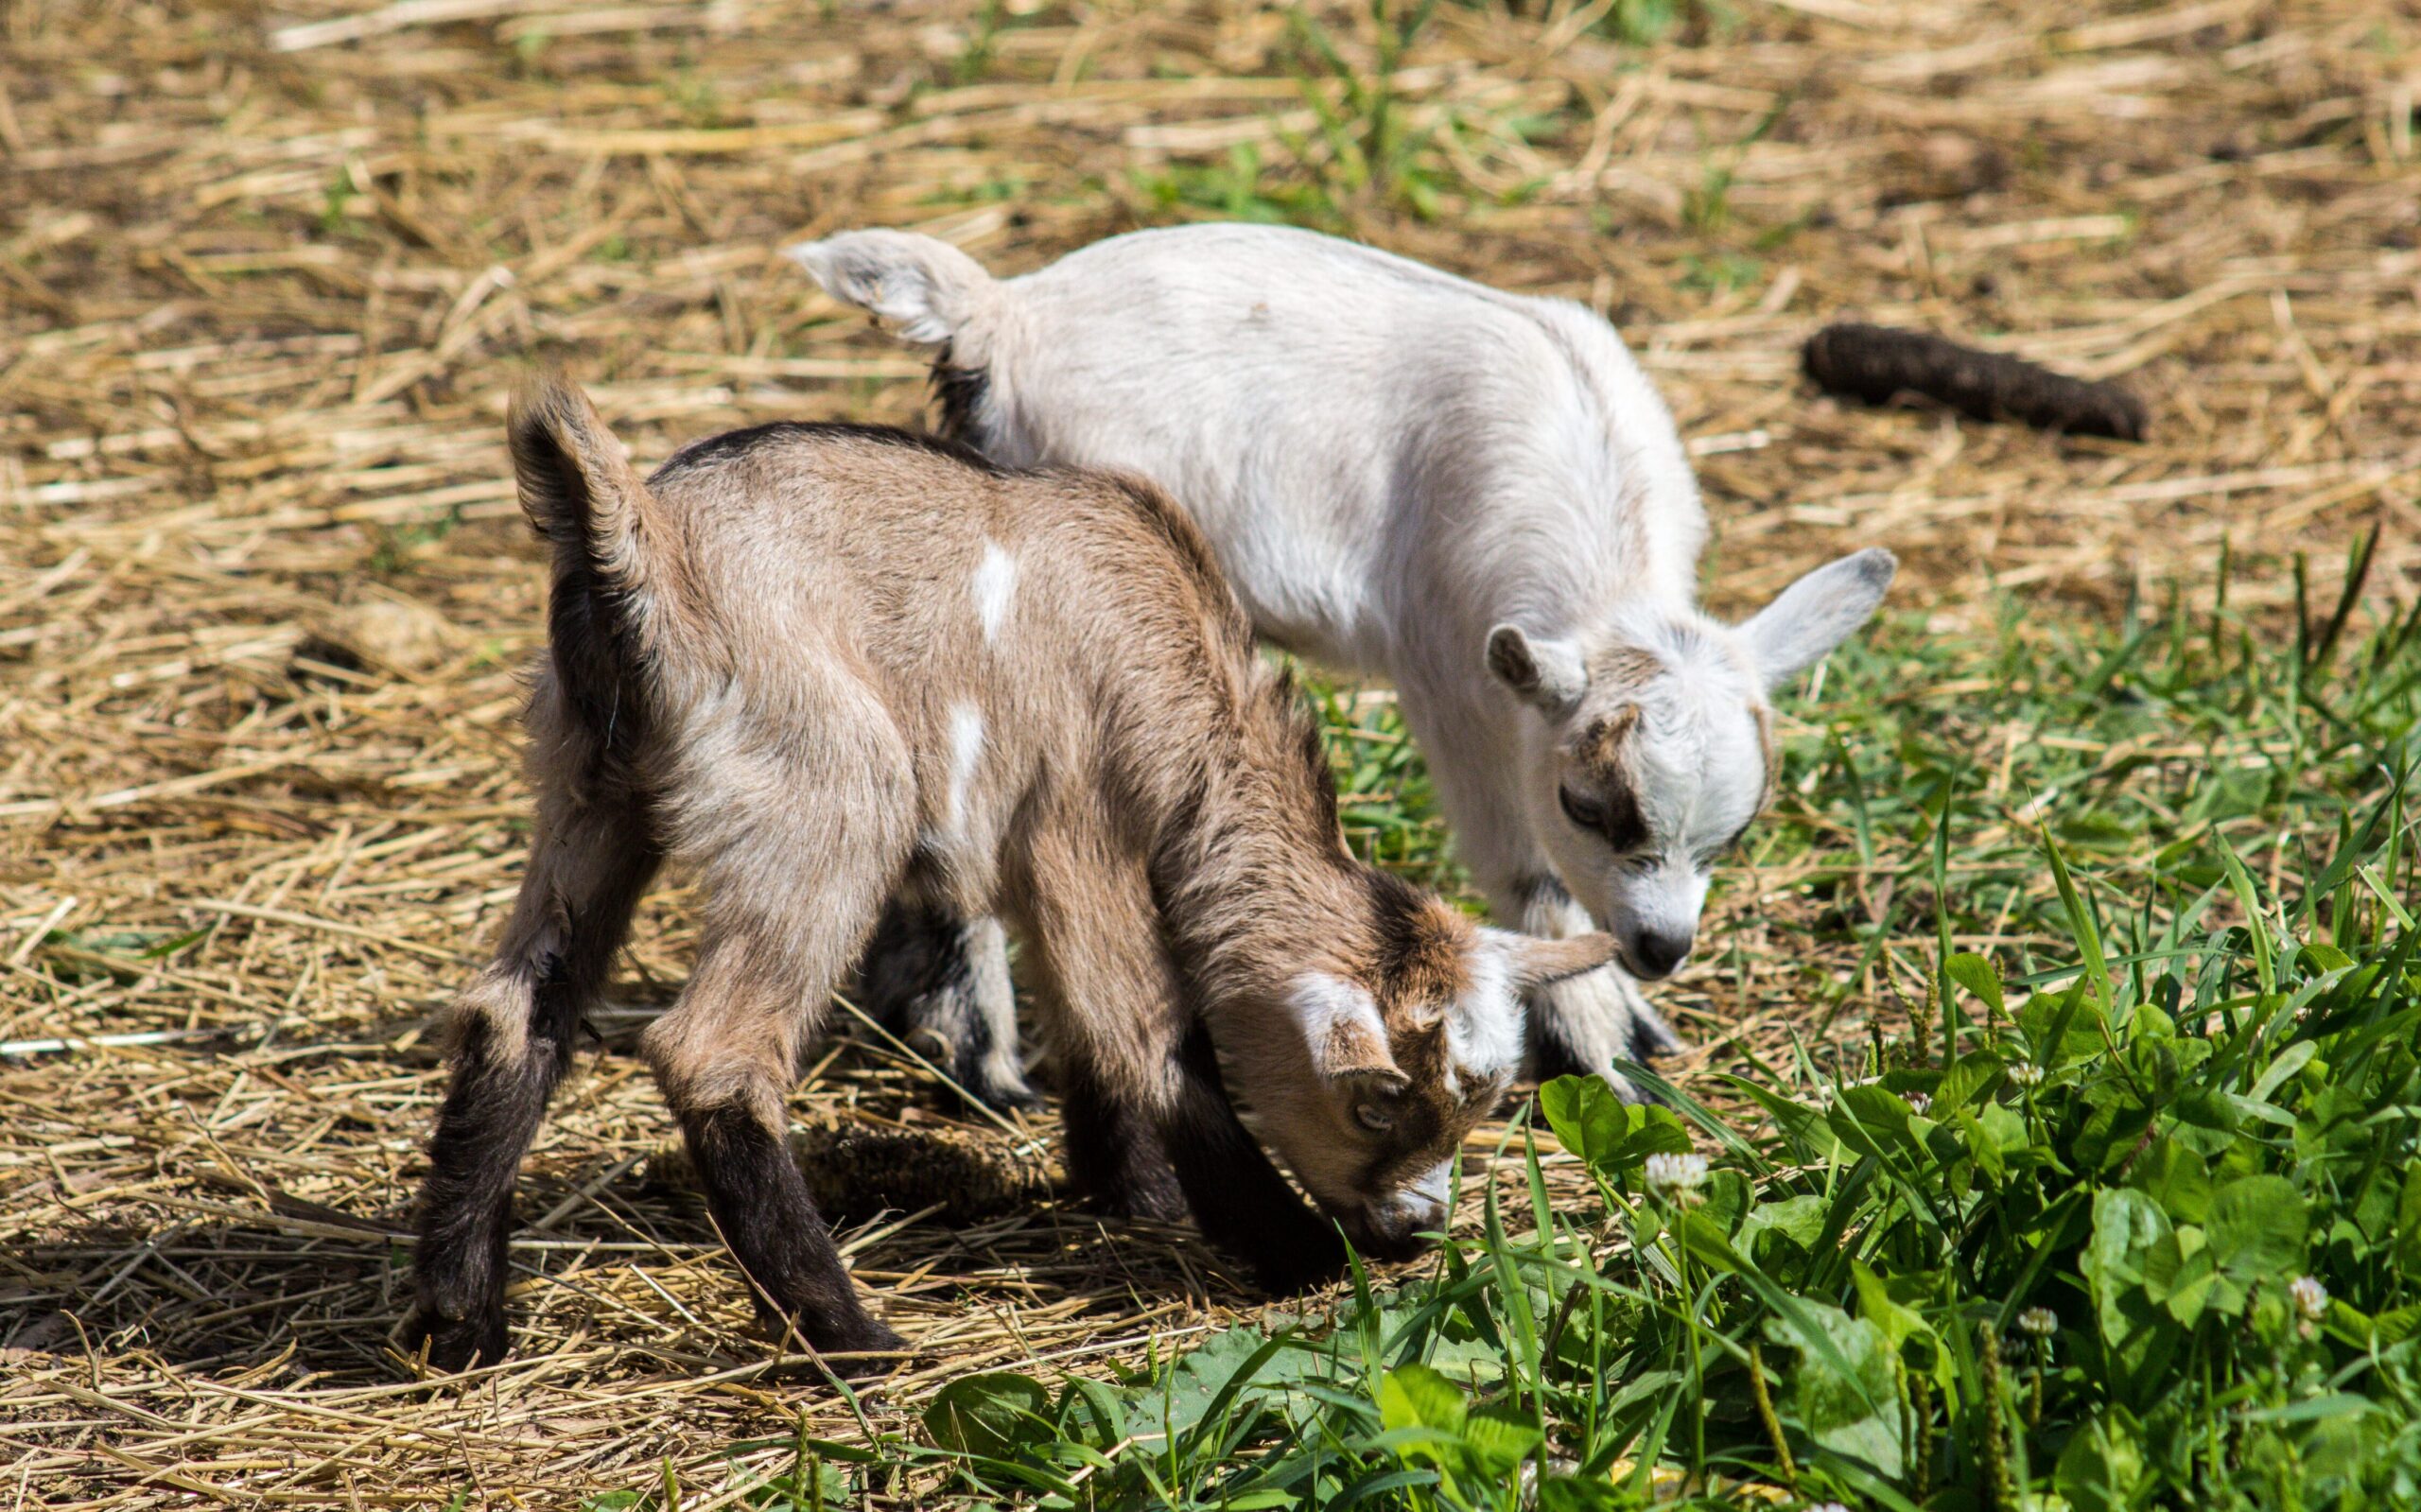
405,375,1618,1372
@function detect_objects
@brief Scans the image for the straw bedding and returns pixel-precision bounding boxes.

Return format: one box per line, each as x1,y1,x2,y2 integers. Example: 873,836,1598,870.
2,0,2414,1503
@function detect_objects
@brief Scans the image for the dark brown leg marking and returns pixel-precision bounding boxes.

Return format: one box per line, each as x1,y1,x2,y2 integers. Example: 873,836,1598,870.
676,1101,904,1373
408,813,657,1371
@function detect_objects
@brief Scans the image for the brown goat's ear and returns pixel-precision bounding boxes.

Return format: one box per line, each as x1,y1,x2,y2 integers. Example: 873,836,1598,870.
1288,972,1403,1083
1503,932,1620,991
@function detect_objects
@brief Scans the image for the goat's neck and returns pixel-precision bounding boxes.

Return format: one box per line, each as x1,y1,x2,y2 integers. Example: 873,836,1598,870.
1151,766,1364,1021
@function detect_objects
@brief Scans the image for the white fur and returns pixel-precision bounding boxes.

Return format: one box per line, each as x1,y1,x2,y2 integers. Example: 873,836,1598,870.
945,703,984,832
972,539,1018,643
1448,934,1528,1096
1286,970,1387,1075
796,223,1894,1088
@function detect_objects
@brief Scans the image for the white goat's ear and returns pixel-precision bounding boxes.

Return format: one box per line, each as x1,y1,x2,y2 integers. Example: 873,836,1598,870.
1495,930,1620,992
782,230,998,349
1485,624,1588,714
1742,548,1897,689
1289,973,1402,1084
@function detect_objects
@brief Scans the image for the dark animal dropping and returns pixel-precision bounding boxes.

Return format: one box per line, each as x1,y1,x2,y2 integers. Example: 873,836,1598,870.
1803,322,2147,442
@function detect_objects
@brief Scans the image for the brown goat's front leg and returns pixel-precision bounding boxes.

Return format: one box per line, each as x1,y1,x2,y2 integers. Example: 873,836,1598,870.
1057,1055,1186,1223
409,801,659,1371
1158,1021,1350,1294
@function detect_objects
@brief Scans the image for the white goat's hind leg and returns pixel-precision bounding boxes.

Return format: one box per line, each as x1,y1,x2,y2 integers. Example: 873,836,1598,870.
1521,879,1684,1104
857,901,1036,1111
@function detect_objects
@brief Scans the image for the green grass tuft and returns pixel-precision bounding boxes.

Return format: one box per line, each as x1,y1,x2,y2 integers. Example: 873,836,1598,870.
623,576,2421,1509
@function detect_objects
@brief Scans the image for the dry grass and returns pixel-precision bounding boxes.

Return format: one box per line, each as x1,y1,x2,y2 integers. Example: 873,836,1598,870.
2,0,2416,1503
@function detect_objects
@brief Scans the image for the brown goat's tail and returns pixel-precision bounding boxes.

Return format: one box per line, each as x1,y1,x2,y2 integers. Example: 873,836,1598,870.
508,374,677,775
508,374,664,598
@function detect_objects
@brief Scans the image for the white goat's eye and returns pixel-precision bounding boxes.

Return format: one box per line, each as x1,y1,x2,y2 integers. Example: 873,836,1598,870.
1558,787,1606,832
1354,1103,1394,1134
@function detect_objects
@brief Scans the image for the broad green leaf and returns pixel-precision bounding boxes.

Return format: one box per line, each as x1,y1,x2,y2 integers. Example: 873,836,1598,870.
1946,951,2005,1018
1738,1193,1829,1268
1377,1364,1467,1435
1534,1476,1632,1511
1461,1403,1544,1473
2083,1189,2183,1408
1935,1049,2005,1111
1058,1376,1125,1451
1764,1299,1904,1477
2128,1138,2213,1225
1851,1261,1943,1381
1953,1107,2006,1185
923,1372,1054,1460
2206,1174,2309,1282
1536,1074,1628,1173
2143,1227,2218,1326
1677,1208,1750,1274
1536,1077,1690,1183
2056,1416,2149,1512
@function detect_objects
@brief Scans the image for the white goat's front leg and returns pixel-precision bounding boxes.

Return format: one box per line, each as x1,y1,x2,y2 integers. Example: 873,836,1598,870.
1514,876,1684,1103
858,900,1036,1111
1396,675,1682,1104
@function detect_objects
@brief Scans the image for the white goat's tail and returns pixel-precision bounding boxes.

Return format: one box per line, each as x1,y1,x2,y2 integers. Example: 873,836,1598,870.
786,230,1004,354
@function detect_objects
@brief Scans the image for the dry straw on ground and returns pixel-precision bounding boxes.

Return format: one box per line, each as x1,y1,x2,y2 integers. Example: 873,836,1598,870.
2,0,2416,1503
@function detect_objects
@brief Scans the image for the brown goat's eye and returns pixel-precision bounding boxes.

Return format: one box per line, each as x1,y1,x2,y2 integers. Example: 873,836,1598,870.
1354,1103,1394,1134
1558,787,1604,831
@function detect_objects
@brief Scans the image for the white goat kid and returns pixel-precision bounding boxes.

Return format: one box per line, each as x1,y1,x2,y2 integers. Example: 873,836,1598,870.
793,223,1894,1104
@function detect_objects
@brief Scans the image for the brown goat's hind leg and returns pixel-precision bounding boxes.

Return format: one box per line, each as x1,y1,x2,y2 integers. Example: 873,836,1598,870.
672,1092,903,1370
408,801,658,1371
646,926,905,1374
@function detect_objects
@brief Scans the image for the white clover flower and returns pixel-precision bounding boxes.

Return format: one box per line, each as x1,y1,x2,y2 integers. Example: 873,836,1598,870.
2017,1307,2057,1337
1644,1152,1710,1207
2007,1062,2046,1089
1904,1091,1933,1117
2290,1276,2328,1322
1807,1503,1852,1512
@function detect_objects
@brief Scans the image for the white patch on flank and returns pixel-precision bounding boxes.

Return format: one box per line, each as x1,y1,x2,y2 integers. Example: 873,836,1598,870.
972,540,1019,642
1449,936,1527,1095
946,704,984,832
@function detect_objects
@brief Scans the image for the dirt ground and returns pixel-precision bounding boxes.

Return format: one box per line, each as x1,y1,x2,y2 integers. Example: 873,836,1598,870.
3,0,2416,1503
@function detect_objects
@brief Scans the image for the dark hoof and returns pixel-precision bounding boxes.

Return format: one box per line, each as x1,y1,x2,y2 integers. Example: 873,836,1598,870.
1244,1228,1351,1295
1627,1006,1687,1061
404,1301,509,1375
804,1318,911,1382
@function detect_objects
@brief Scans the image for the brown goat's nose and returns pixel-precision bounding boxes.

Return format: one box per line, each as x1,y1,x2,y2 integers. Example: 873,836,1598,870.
1353,1195,1445,1261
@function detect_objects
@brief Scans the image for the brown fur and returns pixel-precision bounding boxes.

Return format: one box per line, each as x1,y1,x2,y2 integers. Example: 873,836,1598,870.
405,375,1615,1370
